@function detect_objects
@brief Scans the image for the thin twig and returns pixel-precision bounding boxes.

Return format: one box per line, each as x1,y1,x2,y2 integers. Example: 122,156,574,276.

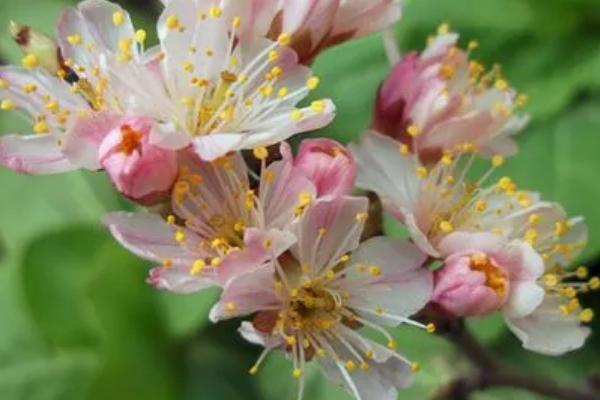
433,318,598,400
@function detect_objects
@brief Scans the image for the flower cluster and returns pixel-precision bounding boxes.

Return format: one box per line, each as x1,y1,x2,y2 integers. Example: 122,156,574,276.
1,0,596,399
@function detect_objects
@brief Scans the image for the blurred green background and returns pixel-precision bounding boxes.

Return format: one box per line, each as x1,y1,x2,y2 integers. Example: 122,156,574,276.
1,0,599,399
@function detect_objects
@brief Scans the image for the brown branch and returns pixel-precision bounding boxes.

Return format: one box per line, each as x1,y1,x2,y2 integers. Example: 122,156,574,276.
433,318,598,400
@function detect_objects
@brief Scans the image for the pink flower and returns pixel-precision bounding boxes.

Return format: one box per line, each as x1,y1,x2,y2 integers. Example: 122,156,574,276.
210,196,432,399
351,131,593,355
289,138,356,197
373,26,528,163
159,0,402,64
433,232,545,318
97,117,178,205
104,144,316,293
0,0,159,174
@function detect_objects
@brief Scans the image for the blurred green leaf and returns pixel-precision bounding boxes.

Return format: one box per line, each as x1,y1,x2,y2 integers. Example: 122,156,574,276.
0,352,98,400
15,227,178,400
502,102,600,260
156,289,219,339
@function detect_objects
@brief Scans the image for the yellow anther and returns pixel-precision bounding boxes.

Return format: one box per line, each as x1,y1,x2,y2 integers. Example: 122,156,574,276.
495,79,508,90
368,266,382,277
190,259,206,275
180,96,194,106
524,229,537,245
270,66,283,78
112,11,125,26
310,100,326,113
554,221,570,237
365,350,374,359
517,94,529,107
232,16,241,28
441,154,453,165
166,214,176,225
475,199,487,212
268,50,279,62
416,166,428,178
277,33,292,46
225,302,237,312
209,6,222,18
411,362,421,373
576,266,589,279
544,274,559,287
580,308,594,323
291,109,304,121
0,99,16,110
355,212,368,222
307,76,320,90
437,22,450,35
263,238,272,249
249,365,259,375
22,54,39,69
135,29,147,44
174,230,186,243
165,15,180,30
292,368,302,379
33,121,49,134
339,255,350,263
589,277,600,290
468,40,479,51
286,336,297,346
211,257,222,267
318,228,327,236
387,339,397,350
277,87,289,98
563,287,577,299
492,155,504,167
528,214,541,225
253,146,269,160
345,360,356,371
426,323,436,334
67,34,81,45
439,220,454,233
399,144,409,155
407,125,420,137
162,259,173,268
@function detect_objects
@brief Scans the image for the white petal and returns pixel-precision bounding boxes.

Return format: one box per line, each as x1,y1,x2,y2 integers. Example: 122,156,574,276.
506,296,591,356
0,134,75,175
345,237,431,326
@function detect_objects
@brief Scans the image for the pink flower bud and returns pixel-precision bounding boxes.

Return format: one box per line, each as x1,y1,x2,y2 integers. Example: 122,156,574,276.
98,117,178,205
373,31,528,162
432,252,509,317
293,138,356,197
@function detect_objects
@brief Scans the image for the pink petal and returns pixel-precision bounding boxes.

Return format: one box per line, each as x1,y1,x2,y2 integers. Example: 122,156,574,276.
0,134,75,175
260,143,317,229
62,111,122,170
147,265,214,294
294,196,368,275
103,212,207,265
210,264,281,322
216,228,296,286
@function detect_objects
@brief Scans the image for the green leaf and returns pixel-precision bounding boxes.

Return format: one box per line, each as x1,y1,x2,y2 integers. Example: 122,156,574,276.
502,103,600,260
16,227,178,400
0,353,99,400
156,288,219,339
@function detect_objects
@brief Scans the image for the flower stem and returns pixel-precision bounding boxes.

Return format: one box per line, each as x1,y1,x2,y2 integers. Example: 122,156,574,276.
434,318,598,400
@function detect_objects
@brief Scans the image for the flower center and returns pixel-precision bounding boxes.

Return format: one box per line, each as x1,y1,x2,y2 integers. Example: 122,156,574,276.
118,125,143,155
469,253,508,298
276,285,342,334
